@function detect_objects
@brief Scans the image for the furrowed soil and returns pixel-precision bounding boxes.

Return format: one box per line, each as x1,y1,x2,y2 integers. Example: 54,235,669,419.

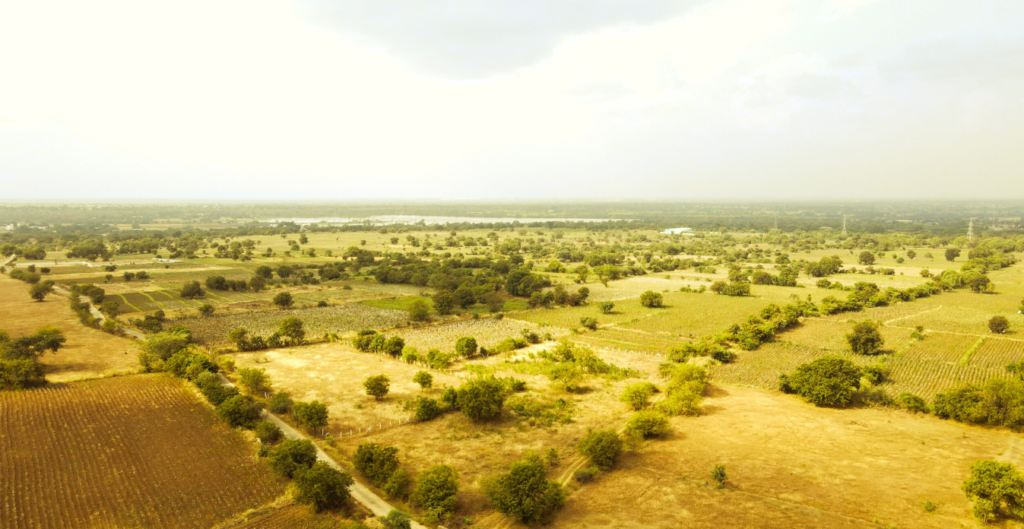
0,274,139,381
0,375,285,529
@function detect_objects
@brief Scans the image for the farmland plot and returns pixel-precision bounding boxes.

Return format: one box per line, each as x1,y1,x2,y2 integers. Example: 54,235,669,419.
391,317,566,352
176,303,408,344
0,375,284,529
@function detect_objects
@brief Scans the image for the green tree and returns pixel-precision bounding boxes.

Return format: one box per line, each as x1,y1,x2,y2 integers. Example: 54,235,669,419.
180,280,204,299
215,395,263,428
485,455,565,524
457,376,506,422
990,316,1010,334
846,320,884,355
968,274,992,293
962,460,1024,522
412,465,459,521
414,397,442,422
294,462,354,512
379,510,411,529
294,400,329,433
198,303,215,317
711,464,728,487
269,391,294,414
278,317,305,343
354,443,401,487
455,336,478,357
945,248,961,262
639,290,664,308
238,367,271,395
254,420,283,444
620,381,657,411
413,371,433,390
432,291,454,315
577,430,623,470
858,251,875,265
364,375,391,400
267,439,318,477
29,282,53,302
624,410,670,440
779,356,862,407
408,299,430,322
598,301,615,314
272,292,294,309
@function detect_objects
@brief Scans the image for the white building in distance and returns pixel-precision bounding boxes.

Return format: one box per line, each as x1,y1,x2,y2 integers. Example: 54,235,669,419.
662,227,694,235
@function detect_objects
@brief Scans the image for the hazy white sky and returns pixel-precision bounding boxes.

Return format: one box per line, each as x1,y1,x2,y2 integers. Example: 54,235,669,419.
1,0,1022,201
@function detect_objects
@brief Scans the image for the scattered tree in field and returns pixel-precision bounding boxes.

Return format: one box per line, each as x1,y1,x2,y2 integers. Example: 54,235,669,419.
238,367,271,395
180,281,204,299
354,443,401,487
294,462,354,512
577,430,623,470
272,292,293,309
294,400,329,433
580,317,598,330
945,248,960,262
414,397,442,422
216,395,263,428
29,281,53,302
408,299,430,322
432,291,454,315
711,464,728,487
620,381,657,410
598,301,615,314
455,336,478,357
382,336,405,357
962,460,1024,522
990,316,1010,334
907,249,916,259
268,439,318,477
198,303,215,317
412,465,459,522
485,455,565,524
968,274,992,293
413,371,433,390
847,320,884,355
639,290,664,308
624,410,670,440
858,251,876,265
278,317,305,343
779,356,862,407
364,375,391,400
456,376,505,422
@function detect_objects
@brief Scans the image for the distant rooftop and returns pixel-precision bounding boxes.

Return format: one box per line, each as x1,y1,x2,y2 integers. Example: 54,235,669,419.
662,227,694,234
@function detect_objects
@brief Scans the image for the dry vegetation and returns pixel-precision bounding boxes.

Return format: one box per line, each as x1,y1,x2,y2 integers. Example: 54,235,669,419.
177,304,408,345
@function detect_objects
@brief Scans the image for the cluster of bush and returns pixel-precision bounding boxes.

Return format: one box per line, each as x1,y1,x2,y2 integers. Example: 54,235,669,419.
779,355,915,410
721,301,816,351
8,267,43,284
528,285,589,309
709,281,751,296
933,376,1024,431
528,340,638,393
485,453,565,524
656,363,708,416
667,340,735,364
353,330,406,356
0,243,47,260
354,443,459,523
130,310,166,333
228,317,306,351
0,326,65,389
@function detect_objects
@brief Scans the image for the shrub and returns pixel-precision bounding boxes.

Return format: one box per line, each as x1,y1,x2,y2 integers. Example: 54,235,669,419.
408,299,430,322
990,316,1010,334
639,290,664,308
413,370,433,390
238,367,271,395
293,400,329,432
455,336,478,357
294,462,354,512
573,466,598,484
847,320,884,355
383,468,411,500
382,336,405,357
711,464,727,487
180,281,204,299
216,395,263,429
379,510,411,529
579,317,598,330
354,443,401,487
412,465,459,520
269,391,294,414
267,439,317,477
485,456,565,524
414,397,442,422
934,378,1024,430
143,329,192,360
456,376,506,422
254,420,283,444
598,301,614,314
577,430,623,470
898,392,930,413
625,410,670,440
272,292,293,309
620,382,658,410
862,363,890,385
962,460,1024,522
364,375,391,400
198,304,214,317
780,356,862,407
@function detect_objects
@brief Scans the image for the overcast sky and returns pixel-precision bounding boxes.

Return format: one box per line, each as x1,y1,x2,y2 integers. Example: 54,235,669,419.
1,0,1022,201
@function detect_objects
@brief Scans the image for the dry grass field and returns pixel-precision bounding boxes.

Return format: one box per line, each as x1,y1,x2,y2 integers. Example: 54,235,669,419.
0,274,138,382
0,375,285,529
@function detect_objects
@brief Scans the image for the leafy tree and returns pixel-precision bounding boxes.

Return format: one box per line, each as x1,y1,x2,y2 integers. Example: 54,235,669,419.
180,280,204,299
255,265,274,279
379,510,411,529
456,376,506,422
198,303,215,317
485,455,565,524
267,439,318,477
408,299,430,322
364,375,391,400
412,465,459,521
858,251,876,265
413,371,433,390
268,391,294,414
577,430,623,470
455,336,478,357
142,329,192,360
354,443,401,487
779,356,862,407
414,397,442,422
29,281,53,302
968,274,992,293
278,317,305,343
294,462,354,512
846,320,884,355
624,410,670,440
294,400,329,432
897,392,930,413
272,292,294,309
382,336,405,357
962,460,1024,522
620,382,657,411
580,317,598,330
432,291,454,315
990,316,1010,334
945,248,961,262
254,420,283,444
598,301,615,314
238,367,271,395
216,395,263,428
639,290,664,308
249,275,266,292
383,467,412,500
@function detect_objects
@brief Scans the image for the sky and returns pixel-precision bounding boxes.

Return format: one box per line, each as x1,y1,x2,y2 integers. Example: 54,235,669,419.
1,0,1022,201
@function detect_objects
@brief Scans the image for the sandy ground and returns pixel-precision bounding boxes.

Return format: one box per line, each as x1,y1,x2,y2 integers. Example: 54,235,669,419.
0,274,139,381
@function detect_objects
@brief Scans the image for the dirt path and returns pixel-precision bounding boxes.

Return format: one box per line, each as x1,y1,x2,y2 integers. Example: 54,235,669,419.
51,285,146,340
